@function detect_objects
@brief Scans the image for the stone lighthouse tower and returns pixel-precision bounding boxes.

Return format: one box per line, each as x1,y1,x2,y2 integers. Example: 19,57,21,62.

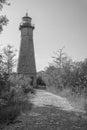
17,13,36,86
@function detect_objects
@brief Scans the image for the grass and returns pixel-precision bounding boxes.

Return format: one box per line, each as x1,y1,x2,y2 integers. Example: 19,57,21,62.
2,106,87,130
58,88,87,113
1,88,87,130
0,96,33,125
47,86,87,113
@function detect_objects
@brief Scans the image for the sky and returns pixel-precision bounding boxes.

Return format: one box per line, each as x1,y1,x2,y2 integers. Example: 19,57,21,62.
0,0,87,71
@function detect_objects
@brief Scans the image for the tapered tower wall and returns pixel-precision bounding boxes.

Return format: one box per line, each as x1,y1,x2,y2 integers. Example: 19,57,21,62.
17,13,36,86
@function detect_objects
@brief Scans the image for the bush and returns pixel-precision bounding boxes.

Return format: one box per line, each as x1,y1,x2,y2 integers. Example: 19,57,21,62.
0,74,34,125
45,57,87,96
9,74,34,94
0,102,20,124
0,99,33,124
0,73,10,97
36,76,46,86
36,76,46,89
22,85,35,94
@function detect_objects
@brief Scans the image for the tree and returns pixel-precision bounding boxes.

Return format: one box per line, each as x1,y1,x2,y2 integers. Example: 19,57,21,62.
2,45,17,74
0,0,10,32
52,47,68,69
46,48,77,90
0,54,4,74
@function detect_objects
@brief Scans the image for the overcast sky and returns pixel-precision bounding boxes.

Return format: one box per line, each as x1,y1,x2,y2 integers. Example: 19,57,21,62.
0,0,87,71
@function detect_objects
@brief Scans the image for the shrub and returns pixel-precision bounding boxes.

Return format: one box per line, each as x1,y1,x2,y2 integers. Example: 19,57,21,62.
0,102,20,124
0,73,10,97
0,74,34,125
0,99,33,124
22,84,35,94
36,76,46,89
9,74,34,94
36,76,46,86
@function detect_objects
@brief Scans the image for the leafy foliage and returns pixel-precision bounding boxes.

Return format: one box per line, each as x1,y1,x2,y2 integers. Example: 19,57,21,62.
0,73,34,124
0,0,10,32
9,74,35,94
36,76,46,86
44,48,87,95
0,45,17,74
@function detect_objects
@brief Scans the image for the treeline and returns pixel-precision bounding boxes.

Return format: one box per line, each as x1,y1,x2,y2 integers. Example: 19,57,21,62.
40,48,87,96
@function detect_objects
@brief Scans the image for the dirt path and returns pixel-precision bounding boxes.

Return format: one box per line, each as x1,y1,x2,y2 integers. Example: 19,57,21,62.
30,90,85,113
2,90,87,130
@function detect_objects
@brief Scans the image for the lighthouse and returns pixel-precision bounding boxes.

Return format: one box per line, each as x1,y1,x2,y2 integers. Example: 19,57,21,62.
17,13,36,86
